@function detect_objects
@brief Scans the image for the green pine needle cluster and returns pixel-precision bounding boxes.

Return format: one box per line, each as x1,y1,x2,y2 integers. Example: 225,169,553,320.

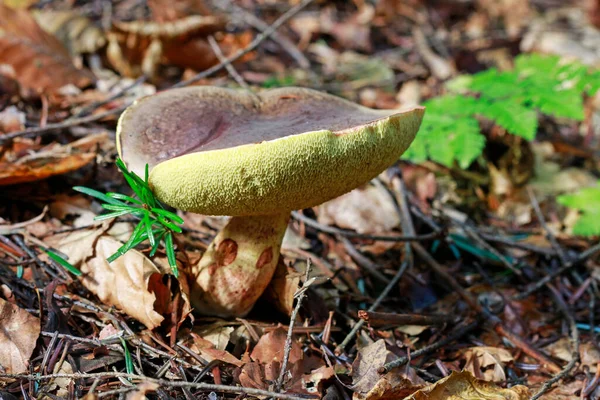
404,54,600,168
558,182,600,237
74,158,183,277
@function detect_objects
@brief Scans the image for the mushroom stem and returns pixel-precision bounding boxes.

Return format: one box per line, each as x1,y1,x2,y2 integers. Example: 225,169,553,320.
190,212,290,317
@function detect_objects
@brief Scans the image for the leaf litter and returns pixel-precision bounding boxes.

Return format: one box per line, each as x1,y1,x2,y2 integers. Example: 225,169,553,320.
0,0,599,399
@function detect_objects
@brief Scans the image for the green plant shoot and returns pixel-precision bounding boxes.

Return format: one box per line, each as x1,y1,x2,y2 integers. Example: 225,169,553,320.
558,182,600,237
74,158,183,277
404,54,600,168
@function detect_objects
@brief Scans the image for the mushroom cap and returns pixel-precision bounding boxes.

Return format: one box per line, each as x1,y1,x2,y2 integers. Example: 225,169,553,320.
117,86,424,216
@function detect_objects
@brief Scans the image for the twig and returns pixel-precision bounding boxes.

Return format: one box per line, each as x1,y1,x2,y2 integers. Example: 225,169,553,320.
292,211,441,242
357,311,456,327
516,242,600,300
207,35,252,92
213,0,310,68
0,372,315,400
275,260,313,393
339,236,390,284
335,260,409,354
530,284,580,400
71,76,147,118
173,0,314,88
412,242,563,373
0,106,126,145
378,320,480,373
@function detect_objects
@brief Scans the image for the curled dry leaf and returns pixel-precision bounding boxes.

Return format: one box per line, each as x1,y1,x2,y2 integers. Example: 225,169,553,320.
33,10,106,55
187,334,243,367
0,133,105,186
125,382,159,400
0,4,94,93
0,106,25,133
404,370,529,400
0,296,41,374
238,327,333,395
46,227,185,330
352,340,425,400
107,15,225,78
318,184,400,234
462,346,514,382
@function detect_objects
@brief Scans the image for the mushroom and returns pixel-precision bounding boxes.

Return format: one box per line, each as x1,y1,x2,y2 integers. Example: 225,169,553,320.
116,86,424,317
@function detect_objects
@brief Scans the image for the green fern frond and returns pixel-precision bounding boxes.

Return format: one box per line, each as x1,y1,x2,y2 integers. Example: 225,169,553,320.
478,99,538,140
405,53,599,168
557,182,600,237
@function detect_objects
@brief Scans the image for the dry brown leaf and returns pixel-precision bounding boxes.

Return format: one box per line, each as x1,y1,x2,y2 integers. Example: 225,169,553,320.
46,229,175,329
251,327,302,364
0,296,40,374
352,339,425,398
49,195,97,228
356,371,425,400
545,338,599,372
318,184,400,234
405,370,529,400
188,335,243,367
126,382,159,400
33,10,106,55
0,4,94,93
0,133,105,186
463,346,514,382
477,0,533,38
0,106,25,133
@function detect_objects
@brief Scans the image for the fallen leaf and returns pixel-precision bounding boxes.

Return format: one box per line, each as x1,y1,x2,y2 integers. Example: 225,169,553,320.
0,296,40,373
0,106,25,133
0,133,105,186
352,340,425,400
188,334,243,367
251,327,302,364
0,4,94,93
356,371,425,400
194,324,234,351
47,229,171,329
126,382,159,400
463,346,514,382
476,0,532,38
405,370,529,400
33,10,105,56
318,184,400,234
49,195,97,228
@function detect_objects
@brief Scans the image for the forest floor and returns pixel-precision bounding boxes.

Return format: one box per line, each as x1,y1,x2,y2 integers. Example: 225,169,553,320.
0,0,599,399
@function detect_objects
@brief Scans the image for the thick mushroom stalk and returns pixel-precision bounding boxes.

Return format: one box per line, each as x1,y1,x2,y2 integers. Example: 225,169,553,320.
116,86,424,317
190,213,289,317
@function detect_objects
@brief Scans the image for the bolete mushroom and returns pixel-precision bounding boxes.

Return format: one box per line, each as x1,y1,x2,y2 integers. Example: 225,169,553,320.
117,86,424,317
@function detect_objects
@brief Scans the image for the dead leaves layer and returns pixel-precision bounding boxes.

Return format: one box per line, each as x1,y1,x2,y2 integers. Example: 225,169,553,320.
0,296,40,374
0,4,94,93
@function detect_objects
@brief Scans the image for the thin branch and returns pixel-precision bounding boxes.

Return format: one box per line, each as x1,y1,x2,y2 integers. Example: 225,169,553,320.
379,320,480,373
530,284,580,400
173,0,314,88
336,259,410,354
516,241,600,300
0,372,316,400
0,107,126,145
292,211,441,242
207,35,252,92
275,260,313,393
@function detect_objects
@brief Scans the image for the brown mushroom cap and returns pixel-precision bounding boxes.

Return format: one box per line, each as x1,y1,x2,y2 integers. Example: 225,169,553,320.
117,86,424,216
